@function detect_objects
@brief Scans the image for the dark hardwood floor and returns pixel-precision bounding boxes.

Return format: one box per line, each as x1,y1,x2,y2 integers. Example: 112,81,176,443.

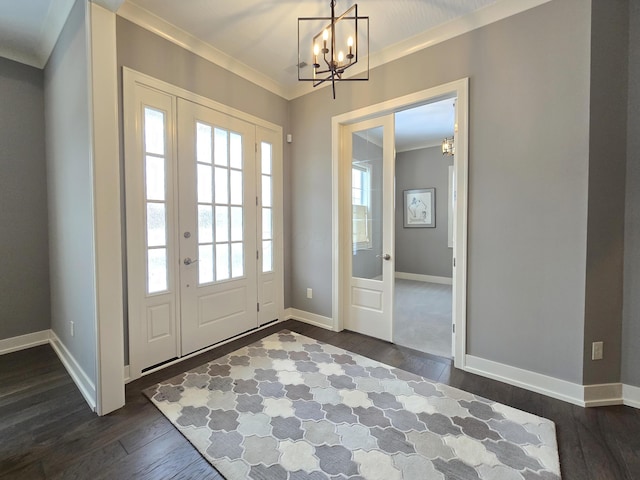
1,320,639,479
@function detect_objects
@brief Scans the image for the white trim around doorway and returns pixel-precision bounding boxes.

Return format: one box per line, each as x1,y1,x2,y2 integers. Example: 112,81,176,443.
331,78,469,370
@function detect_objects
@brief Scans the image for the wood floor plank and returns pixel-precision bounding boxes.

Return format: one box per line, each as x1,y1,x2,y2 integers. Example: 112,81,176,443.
169,456,224,480
93,429,201,480
1,320,639,480
47,441,128,480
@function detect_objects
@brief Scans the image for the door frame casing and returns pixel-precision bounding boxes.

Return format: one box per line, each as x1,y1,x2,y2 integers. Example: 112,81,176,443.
123,68,285,381
331,78,469,369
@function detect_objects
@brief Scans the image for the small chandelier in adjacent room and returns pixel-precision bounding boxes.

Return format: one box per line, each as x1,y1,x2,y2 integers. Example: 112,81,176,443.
298,0,369,99
442,137,455,156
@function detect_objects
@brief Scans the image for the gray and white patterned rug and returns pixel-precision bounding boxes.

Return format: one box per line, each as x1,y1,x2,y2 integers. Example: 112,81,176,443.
144,330,561,479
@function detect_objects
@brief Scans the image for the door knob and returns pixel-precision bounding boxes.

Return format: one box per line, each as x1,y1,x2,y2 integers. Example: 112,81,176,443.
376,253,391,261
183,257,198,265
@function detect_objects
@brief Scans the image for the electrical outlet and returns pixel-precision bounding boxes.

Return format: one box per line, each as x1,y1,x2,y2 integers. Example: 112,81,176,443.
307,288,313,299
592,341,603,360
70,321,75,337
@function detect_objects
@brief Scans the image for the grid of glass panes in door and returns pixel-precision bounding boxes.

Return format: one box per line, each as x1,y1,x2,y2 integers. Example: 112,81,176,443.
196,123,244,284
144,107,169,294
261,142,273,273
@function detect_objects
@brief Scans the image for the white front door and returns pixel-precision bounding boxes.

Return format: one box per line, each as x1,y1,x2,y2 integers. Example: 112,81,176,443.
177,99,258,355
124,73,284,378
343,115,395,341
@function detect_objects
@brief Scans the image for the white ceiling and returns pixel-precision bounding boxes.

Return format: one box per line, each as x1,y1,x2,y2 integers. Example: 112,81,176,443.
395,98,456,152
0,0,545,140
124,0,498,95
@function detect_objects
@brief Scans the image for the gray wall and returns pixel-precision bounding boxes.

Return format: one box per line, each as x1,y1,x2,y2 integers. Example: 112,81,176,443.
623,0,640,388
583,0,629,385
45,0,97,383
0,58,50,340
290,0,592,383
395,146,453,278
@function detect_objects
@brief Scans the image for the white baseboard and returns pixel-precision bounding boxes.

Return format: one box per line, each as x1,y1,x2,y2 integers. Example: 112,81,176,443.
395,272,453,285
465,355,640,409
465,355,586,406
49,330,97,412
583,383,623,407
623,384,640,408
0,330,51,355
285,308,334,330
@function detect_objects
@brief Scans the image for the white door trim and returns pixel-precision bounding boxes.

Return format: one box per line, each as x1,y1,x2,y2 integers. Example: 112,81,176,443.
331,78,469,370
88,3,125,415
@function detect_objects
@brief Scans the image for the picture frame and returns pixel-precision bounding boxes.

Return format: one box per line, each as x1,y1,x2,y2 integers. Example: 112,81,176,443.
403,188,435,228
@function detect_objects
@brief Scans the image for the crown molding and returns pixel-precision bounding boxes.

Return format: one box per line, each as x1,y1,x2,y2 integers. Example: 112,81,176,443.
116,0,551,101
288,0,553,99
117,1,289,99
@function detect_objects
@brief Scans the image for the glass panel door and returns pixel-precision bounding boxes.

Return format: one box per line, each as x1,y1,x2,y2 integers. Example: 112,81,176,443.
344,115,395,342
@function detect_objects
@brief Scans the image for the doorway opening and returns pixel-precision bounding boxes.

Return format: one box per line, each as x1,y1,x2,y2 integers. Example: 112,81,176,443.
393,99,456,358
332,79,468,370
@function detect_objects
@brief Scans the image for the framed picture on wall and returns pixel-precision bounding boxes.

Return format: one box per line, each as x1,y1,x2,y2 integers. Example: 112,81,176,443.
403,188,435,228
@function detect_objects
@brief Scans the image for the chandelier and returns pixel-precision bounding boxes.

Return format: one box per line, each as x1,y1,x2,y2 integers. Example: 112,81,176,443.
298,1,369,99
442,137,455,156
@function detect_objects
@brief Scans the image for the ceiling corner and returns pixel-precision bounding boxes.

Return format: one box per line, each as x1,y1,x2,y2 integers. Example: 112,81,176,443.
92,0,127,13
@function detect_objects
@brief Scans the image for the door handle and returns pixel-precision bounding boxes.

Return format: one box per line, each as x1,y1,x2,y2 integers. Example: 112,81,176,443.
183,257,198,266
376,253,391,261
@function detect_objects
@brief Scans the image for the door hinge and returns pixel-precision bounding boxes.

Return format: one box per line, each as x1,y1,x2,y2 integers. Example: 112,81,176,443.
453,258,456,267
255,143,258,153
257,302,260,312
452,324,456,333
257,250,259,260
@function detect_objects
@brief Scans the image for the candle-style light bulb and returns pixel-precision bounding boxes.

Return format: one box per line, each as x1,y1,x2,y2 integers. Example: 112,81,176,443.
347,36,354,59
338,51,344,63
313,43,320,68
322,29,329,53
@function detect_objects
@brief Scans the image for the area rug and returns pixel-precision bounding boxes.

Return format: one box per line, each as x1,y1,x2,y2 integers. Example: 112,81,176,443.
144,330,561,479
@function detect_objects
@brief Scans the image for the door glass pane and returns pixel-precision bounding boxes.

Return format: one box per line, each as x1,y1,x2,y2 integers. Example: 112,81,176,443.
351,126,383,280
146,203,166,247
262,175,272,207
216,243,230,280
145,156,165,201
230,206,243,242
214,128,228,166
261,142,272,174
230,132,242,169
231,242,244,278
144,108,164,155
197,123,212,164
215,206,229,243
215,167,228,204
230,170,242,205
198,205,213,244
148,248,167,293
197,164,212,203
199,244,214,284
262,208,272,240
262,240,273,273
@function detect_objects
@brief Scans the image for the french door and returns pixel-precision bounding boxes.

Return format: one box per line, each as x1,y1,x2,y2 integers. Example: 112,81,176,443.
342,115,395,341
125,75,282,377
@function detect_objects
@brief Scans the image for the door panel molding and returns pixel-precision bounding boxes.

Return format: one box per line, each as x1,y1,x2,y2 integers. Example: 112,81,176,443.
332,78,469,370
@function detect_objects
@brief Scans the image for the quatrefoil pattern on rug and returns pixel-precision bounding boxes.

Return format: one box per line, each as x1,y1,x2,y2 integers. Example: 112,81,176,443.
145,331,561,479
